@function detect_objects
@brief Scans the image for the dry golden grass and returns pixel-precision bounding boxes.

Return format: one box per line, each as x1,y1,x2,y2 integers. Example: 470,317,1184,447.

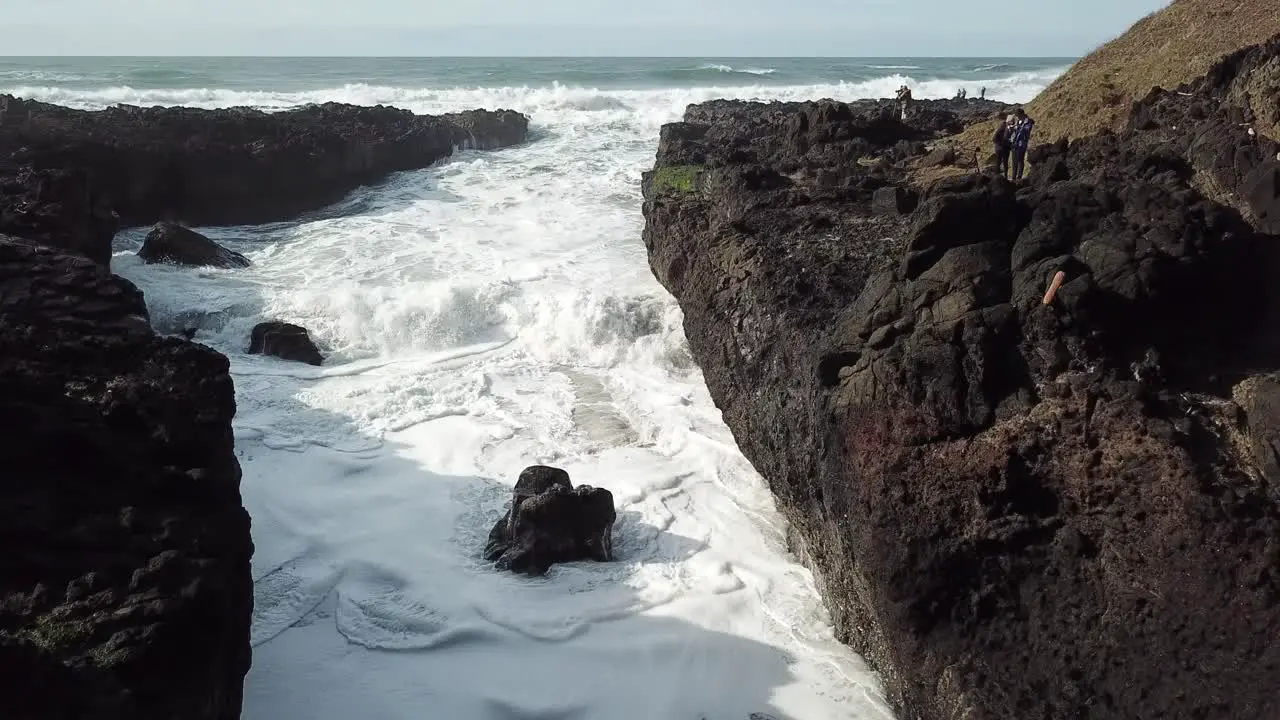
939,0,1280,162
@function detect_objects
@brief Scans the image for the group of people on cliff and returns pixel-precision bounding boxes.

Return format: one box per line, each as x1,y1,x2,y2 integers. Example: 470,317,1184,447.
993,108,1034,181
895,84,988,121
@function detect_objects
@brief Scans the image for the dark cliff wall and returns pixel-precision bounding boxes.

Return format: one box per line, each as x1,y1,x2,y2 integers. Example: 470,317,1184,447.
0,238,253,719
642,43,1280,720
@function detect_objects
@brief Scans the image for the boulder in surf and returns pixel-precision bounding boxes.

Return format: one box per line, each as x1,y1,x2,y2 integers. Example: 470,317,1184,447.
138,221,251,269
485,465,617,576
248,321,323,366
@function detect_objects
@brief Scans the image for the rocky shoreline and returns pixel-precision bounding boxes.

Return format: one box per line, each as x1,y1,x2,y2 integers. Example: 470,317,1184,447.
642,40,1280,720
0,97,529,719
0,95,529,265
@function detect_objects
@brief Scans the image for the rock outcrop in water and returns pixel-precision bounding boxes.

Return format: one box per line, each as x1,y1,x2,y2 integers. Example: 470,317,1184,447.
0,237,252,720
248,321,324,366
138,221,251,269
0,95,529,247
485,465,617,575
641,39,1280,720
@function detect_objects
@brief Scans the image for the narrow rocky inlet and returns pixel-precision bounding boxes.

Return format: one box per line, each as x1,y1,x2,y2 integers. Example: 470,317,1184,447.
4,9,1279,719
642,37,1280,720
0,102,529,719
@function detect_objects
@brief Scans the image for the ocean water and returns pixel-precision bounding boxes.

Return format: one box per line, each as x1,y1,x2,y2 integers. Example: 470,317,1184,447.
2,57,1067,720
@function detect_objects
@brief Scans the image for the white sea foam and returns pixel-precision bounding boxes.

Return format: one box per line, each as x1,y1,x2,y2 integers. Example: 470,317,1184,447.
100,66,1061,720
698,63,779,75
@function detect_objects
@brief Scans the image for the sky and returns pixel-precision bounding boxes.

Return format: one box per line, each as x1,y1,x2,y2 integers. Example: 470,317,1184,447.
0,0,1172,56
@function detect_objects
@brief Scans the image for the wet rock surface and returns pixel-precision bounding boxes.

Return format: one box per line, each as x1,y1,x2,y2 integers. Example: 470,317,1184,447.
485,466,617,575
0,94,529,229
0,237,252,720
248,321,324,366
642,39,1280,720
138,221,251,269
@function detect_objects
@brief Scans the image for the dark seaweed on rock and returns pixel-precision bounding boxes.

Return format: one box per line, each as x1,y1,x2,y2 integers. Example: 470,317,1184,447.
642,39,1280,720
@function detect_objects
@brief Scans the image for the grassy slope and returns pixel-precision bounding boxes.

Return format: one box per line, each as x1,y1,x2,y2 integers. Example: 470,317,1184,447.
944,0,1280,158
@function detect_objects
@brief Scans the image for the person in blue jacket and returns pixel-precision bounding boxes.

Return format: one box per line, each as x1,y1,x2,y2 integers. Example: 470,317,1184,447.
1009,108,1035,181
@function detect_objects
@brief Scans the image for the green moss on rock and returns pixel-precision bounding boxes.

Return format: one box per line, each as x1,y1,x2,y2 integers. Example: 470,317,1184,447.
23,614,91,651
651,165,702,194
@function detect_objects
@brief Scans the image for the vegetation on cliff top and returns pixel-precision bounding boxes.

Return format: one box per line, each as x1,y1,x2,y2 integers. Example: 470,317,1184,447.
945,0,1280,156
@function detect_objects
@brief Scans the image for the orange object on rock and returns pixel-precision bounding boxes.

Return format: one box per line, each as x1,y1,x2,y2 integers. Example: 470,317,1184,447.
1042,271,1065,304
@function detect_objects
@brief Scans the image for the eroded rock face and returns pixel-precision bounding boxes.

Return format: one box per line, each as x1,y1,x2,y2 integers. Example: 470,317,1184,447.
248,321,323,366
0,166,117,264
0,95,529,228
0,237,252,720
484,466,616,575
138,221,251,269
641,41,1280,720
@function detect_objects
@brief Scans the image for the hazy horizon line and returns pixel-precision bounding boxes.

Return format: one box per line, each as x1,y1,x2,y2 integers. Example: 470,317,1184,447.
0,54,1080,60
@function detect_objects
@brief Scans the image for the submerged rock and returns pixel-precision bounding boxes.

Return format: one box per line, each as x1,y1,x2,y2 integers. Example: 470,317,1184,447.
248,321,323,366
0,94,530,228
137,221,251,269
641,37,1280,720
0,236,252,719
485,465,616,575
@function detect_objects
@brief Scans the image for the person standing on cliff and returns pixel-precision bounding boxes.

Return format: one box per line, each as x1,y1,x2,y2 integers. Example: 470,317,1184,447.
993,116,1013,178
1009,108,1035,182
895,85,913,121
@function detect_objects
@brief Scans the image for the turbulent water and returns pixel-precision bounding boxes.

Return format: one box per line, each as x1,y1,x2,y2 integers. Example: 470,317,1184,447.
3,57,1067,720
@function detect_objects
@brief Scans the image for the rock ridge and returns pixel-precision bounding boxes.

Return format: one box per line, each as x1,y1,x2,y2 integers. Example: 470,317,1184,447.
0,95,530,262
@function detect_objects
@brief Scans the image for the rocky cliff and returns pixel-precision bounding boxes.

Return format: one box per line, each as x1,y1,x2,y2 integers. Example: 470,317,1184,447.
642,40,1280,720
0,95,529,262
0,237,252,719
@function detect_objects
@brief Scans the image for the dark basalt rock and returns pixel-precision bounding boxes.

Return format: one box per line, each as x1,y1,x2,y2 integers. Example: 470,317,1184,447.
1244,160,1280,233
872,185,918,215
641,39,1280,720
0,94,529,229
0,166,117,264
0,237,252,720
138,221,251,269
484,465,617,576
248,321,323,366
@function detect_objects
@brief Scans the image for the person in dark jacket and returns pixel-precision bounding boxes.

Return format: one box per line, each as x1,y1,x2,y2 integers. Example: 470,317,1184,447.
993,116,1012,177
1009,108,1035,181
